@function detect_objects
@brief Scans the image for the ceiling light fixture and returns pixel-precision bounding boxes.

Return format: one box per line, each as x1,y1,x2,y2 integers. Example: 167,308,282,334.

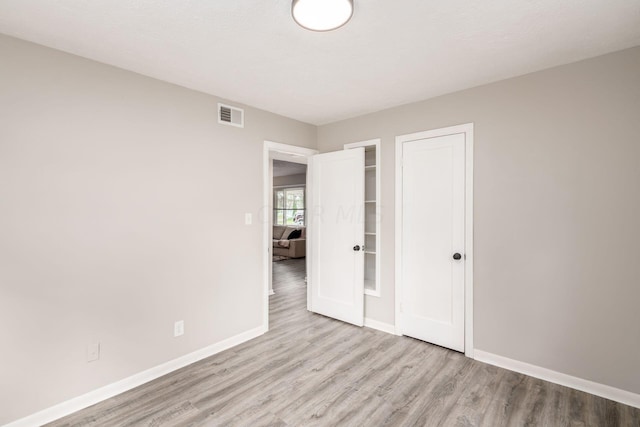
292,0,354,32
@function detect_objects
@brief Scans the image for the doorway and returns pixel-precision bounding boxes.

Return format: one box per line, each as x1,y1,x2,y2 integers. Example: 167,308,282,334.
262,141,368,330
262,141,318,331
271,160,307,311
395,124,474,357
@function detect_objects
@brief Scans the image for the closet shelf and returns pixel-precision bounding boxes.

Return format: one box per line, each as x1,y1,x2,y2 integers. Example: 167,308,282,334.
364,279,376,290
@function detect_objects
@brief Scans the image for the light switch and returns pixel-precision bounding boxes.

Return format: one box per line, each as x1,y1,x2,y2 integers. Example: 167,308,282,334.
174,320,184,337
245,213,252,225
87,341,100,362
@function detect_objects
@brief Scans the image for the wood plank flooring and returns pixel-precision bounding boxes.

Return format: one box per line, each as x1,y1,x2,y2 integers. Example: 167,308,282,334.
48,258,640,426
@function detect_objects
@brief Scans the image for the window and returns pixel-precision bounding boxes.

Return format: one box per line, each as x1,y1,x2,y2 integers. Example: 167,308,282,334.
274,187,305,225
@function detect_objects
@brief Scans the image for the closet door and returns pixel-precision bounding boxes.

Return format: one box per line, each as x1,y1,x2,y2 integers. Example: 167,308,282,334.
399,133,466,352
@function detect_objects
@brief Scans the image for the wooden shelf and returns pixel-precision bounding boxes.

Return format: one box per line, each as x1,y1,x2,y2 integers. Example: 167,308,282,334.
365,165,376,170
365,200,376,203
364,232,376,235
364,251,376,255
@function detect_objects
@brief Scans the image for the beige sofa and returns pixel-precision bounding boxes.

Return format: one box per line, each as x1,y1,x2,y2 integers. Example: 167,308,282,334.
273,225,306,258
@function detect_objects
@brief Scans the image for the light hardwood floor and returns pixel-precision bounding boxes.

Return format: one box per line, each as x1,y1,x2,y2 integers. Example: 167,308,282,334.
48,258,639,426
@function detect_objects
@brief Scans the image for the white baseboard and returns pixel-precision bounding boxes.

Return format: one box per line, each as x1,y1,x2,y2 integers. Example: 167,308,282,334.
364,318,396,335
5,325,267,427
474,349,640,409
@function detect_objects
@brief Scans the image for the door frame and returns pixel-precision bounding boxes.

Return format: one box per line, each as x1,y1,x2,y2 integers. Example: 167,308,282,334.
263,141,318,332
394,123,474,358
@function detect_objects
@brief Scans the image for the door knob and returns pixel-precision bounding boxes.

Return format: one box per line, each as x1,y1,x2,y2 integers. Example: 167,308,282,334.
453,253,462,260
353,245,361,251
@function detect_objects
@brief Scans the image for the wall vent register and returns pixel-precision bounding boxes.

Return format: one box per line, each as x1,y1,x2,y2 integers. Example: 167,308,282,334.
218,103,244,128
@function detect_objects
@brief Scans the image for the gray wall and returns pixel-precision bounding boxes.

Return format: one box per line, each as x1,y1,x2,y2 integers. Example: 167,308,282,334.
273,173,306,187
317,47,640,395
0,34,315,424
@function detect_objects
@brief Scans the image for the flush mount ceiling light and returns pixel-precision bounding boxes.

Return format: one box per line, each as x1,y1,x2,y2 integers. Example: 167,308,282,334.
292,0,354,32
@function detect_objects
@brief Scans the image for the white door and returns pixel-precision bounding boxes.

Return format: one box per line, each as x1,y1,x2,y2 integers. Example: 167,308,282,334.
309,148,365,326
399,133,466,352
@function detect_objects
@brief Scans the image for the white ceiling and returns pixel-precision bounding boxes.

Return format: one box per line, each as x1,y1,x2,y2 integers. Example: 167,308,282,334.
1,1,639,125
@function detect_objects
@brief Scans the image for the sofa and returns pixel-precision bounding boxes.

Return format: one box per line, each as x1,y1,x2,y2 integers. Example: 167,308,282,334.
273,225,306,258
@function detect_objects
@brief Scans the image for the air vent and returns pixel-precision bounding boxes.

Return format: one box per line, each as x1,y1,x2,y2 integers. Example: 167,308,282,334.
218,103,244,128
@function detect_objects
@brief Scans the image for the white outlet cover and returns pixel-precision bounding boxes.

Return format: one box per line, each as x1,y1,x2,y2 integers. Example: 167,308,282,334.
245,213,252,225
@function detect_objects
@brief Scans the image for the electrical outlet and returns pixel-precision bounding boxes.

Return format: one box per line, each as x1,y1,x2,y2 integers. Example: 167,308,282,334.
245,213,252,225
174,320,184,337
87,341,100,362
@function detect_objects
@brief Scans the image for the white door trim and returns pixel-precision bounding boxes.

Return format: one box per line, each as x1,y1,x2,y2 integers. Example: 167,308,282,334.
263,141,318,331
395,123,474,358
